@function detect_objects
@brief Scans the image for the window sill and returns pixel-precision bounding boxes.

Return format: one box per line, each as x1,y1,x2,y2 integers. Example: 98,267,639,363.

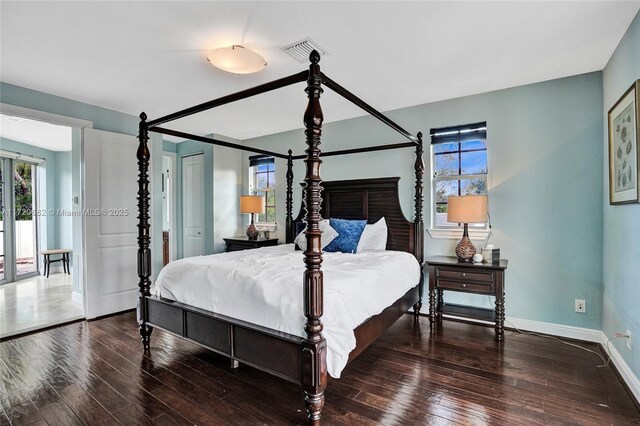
427,228,490,240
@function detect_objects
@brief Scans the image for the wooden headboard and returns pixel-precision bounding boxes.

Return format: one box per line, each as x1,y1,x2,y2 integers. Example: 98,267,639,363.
291,177,416,256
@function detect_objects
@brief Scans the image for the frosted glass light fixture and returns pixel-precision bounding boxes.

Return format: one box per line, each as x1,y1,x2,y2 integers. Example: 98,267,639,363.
207,45,267,74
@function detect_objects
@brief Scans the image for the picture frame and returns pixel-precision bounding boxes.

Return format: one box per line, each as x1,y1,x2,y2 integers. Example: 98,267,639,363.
608,80,640,205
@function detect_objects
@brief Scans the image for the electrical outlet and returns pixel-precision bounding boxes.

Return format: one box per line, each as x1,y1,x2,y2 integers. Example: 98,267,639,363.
626,329,632,351
575,299,586,313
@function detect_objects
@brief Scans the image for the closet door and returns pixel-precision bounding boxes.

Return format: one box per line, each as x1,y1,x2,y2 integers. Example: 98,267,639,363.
182,154,205,258
84,128,140,318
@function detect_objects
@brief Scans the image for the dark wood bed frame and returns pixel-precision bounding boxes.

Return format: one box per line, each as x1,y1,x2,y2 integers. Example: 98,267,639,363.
137,51,424,424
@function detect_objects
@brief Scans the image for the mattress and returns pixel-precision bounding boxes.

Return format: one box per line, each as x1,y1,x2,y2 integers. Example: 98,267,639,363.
152,244,420,378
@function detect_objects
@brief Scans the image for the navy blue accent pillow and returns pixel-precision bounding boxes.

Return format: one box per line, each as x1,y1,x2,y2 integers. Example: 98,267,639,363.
324,218,367,254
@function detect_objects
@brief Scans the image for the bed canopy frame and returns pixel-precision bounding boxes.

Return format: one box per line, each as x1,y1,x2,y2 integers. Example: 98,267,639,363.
136,50,424,424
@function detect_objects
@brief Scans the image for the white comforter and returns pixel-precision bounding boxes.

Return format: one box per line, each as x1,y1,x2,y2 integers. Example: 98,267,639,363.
152,244,420,378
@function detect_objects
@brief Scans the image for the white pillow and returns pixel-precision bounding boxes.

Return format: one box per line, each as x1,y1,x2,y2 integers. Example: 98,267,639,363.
295,220,339,251
356,218,388,252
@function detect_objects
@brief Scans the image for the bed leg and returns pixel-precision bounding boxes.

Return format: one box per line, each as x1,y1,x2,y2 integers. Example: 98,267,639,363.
139,323,153,351
413,301,422,320
305,391,324,425
229,359,239,369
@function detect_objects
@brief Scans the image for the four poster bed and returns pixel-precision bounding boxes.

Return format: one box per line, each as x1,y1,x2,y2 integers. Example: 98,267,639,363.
136,51,425,424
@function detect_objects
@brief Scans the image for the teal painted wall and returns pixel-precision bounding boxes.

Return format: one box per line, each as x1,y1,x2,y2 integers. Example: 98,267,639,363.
54,151,73,253
245,71,604,330
1,82,138,135
602,11,640,380
212,139,243,254
1,82,164,280
163,140,177,153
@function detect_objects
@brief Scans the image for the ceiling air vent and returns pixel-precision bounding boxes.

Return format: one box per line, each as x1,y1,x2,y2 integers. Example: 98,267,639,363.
281,38,328,63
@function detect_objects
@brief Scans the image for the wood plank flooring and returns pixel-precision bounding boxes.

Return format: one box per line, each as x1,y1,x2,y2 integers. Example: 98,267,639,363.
1,311,638,425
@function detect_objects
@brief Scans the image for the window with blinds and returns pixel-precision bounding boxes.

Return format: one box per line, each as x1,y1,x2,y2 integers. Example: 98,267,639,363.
430,122,488,230
248,155,276,224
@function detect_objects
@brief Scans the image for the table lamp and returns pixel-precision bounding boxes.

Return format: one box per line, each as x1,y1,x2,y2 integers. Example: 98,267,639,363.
447,195,488,262
240,195,265,240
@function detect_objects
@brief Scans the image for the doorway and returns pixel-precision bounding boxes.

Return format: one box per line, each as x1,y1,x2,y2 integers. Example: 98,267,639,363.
162,153,177,265
0,111,84,338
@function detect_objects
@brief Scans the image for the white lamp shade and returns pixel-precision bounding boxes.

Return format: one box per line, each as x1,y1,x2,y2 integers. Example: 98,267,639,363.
447,195,488,223
240,195,265,214
207,45,267,74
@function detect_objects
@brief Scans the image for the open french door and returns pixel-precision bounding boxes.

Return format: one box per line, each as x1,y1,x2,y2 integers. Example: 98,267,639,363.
83,128,142,318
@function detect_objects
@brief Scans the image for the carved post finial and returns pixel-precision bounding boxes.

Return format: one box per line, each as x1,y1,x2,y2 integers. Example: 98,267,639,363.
309,50,321,64
137,112,153,350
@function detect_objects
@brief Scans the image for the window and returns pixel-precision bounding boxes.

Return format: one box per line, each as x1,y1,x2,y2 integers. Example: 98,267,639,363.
430,122,488,231
249,155,276,224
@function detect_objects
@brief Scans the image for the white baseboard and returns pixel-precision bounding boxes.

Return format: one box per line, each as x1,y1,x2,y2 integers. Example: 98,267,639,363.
599,331,640,404
503,316,638,405
505,316,602,342
71,291,83,306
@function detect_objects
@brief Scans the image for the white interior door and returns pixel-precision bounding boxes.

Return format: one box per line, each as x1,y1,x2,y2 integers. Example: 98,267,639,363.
182,154,204,257
84,128,141,318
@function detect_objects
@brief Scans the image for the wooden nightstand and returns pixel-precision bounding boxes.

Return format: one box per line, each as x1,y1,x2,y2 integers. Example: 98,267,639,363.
425,256,508,341
223,237,279,252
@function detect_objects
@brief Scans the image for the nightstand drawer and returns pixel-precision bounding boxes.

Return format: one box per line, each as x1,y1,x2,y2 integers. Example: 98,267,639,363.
437,279,494,294
438,268,494,283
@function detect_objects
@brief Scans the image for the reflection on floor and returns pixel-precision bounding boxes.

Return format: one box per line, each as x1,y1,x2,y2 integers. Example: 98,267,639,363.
0,273,83,339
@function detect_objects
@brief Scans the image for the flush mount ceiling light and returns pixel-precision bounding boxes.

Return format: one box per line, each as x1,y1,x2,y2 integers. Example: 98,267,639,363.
207,45,267,74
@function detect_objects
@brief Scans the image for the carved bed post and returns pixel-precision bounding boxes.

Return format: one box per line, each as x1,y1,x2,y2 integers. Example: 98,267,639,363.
302,50,327,425
286,149,294,243
137,112,153,350
413,132,425,319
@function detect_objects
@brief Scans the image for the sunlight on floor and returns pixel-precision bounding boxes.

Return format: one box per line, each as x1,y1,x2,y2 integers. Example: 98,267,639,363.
0,273,83,339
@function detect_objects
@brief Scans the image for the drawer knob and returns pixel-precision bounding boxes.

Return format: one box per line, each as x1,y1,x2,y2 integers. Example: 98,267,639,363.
461,283,467,288
461,273,466,277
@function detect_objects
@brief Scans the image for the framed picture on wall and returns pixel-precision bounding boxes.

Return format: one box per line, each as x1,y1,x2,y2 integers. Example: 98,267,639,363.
608,79,640,205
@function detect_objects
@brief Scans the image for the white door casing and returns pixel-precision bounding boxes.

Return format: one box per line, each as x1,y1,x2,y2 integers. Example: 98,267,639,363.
182,154,204,258
84,128,142,318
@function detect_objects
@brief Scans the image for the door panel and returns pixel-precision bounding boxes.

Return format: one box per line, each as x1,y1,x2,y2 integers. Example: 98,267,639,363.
84,128,141,318
182,154,204,258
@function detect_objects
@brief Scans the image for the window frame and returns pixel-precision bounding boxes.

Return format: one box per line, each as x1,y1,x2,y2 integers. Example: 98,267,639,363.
429,123,489,239
248,157,277,228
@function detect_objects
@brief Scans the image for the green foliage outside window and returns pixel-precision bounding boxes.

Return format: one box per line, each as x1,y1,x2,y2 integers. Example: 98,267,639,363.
14,162,33,221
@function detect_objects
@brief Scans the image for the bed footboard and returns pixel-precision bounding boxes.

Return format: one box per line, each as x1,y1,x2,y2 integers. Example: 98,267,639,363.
144,296,304,382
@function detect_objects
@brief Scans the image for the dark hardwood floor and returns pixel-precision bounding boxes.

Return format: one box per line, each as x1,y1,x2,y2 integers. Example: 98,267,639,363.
1,311,638,425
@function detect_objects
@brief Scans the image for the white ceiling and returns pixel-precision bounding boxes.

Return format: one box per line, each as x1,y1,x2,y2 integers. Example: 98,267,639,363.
0,114,72,152
1,1,638,141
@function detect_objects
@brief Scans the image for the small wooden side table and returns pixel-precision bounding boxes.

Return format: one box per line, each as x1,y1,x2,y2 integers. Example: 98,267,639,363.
425,256,508,341
223,237,279,252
